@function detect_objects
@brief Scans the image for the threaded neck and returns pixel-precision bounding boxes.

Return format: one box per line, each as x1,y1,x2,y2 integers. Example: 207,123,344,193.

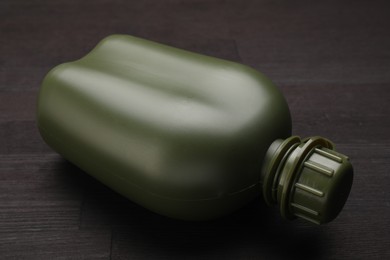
261,136,353,224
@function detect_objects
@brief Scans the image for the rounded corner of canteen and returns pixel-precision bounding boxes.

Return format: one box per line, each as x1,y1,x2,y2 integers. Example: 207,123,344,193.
37,34,353,224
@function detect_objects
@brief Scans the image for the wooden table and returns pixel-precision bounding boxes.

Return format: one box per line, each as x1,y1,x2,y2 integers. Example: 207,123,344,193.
1,0,389,258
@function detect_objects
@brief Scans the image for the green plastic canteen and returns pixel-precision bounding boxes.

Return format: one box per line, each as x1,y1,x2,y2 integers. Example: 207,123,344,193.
37,35,353,224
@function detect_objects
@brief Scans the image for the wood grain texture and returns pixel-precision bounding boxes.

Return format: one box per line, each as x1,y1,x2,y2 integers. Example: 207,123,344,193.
1,0,389,259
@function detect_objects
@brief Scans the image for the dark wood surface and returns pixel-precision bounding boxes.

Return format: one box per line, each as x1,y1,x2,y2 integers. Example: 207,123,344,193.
1,0,389,259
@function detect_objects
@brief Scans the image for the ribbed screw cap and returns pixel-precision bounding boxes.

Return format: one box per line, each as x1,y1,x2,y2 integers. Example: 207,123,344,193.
262,136,353,224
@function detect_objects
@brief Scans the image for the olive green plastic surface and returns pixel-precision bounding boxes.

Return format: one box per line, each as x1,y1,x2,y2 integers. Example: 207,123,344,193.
37,35,292,220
